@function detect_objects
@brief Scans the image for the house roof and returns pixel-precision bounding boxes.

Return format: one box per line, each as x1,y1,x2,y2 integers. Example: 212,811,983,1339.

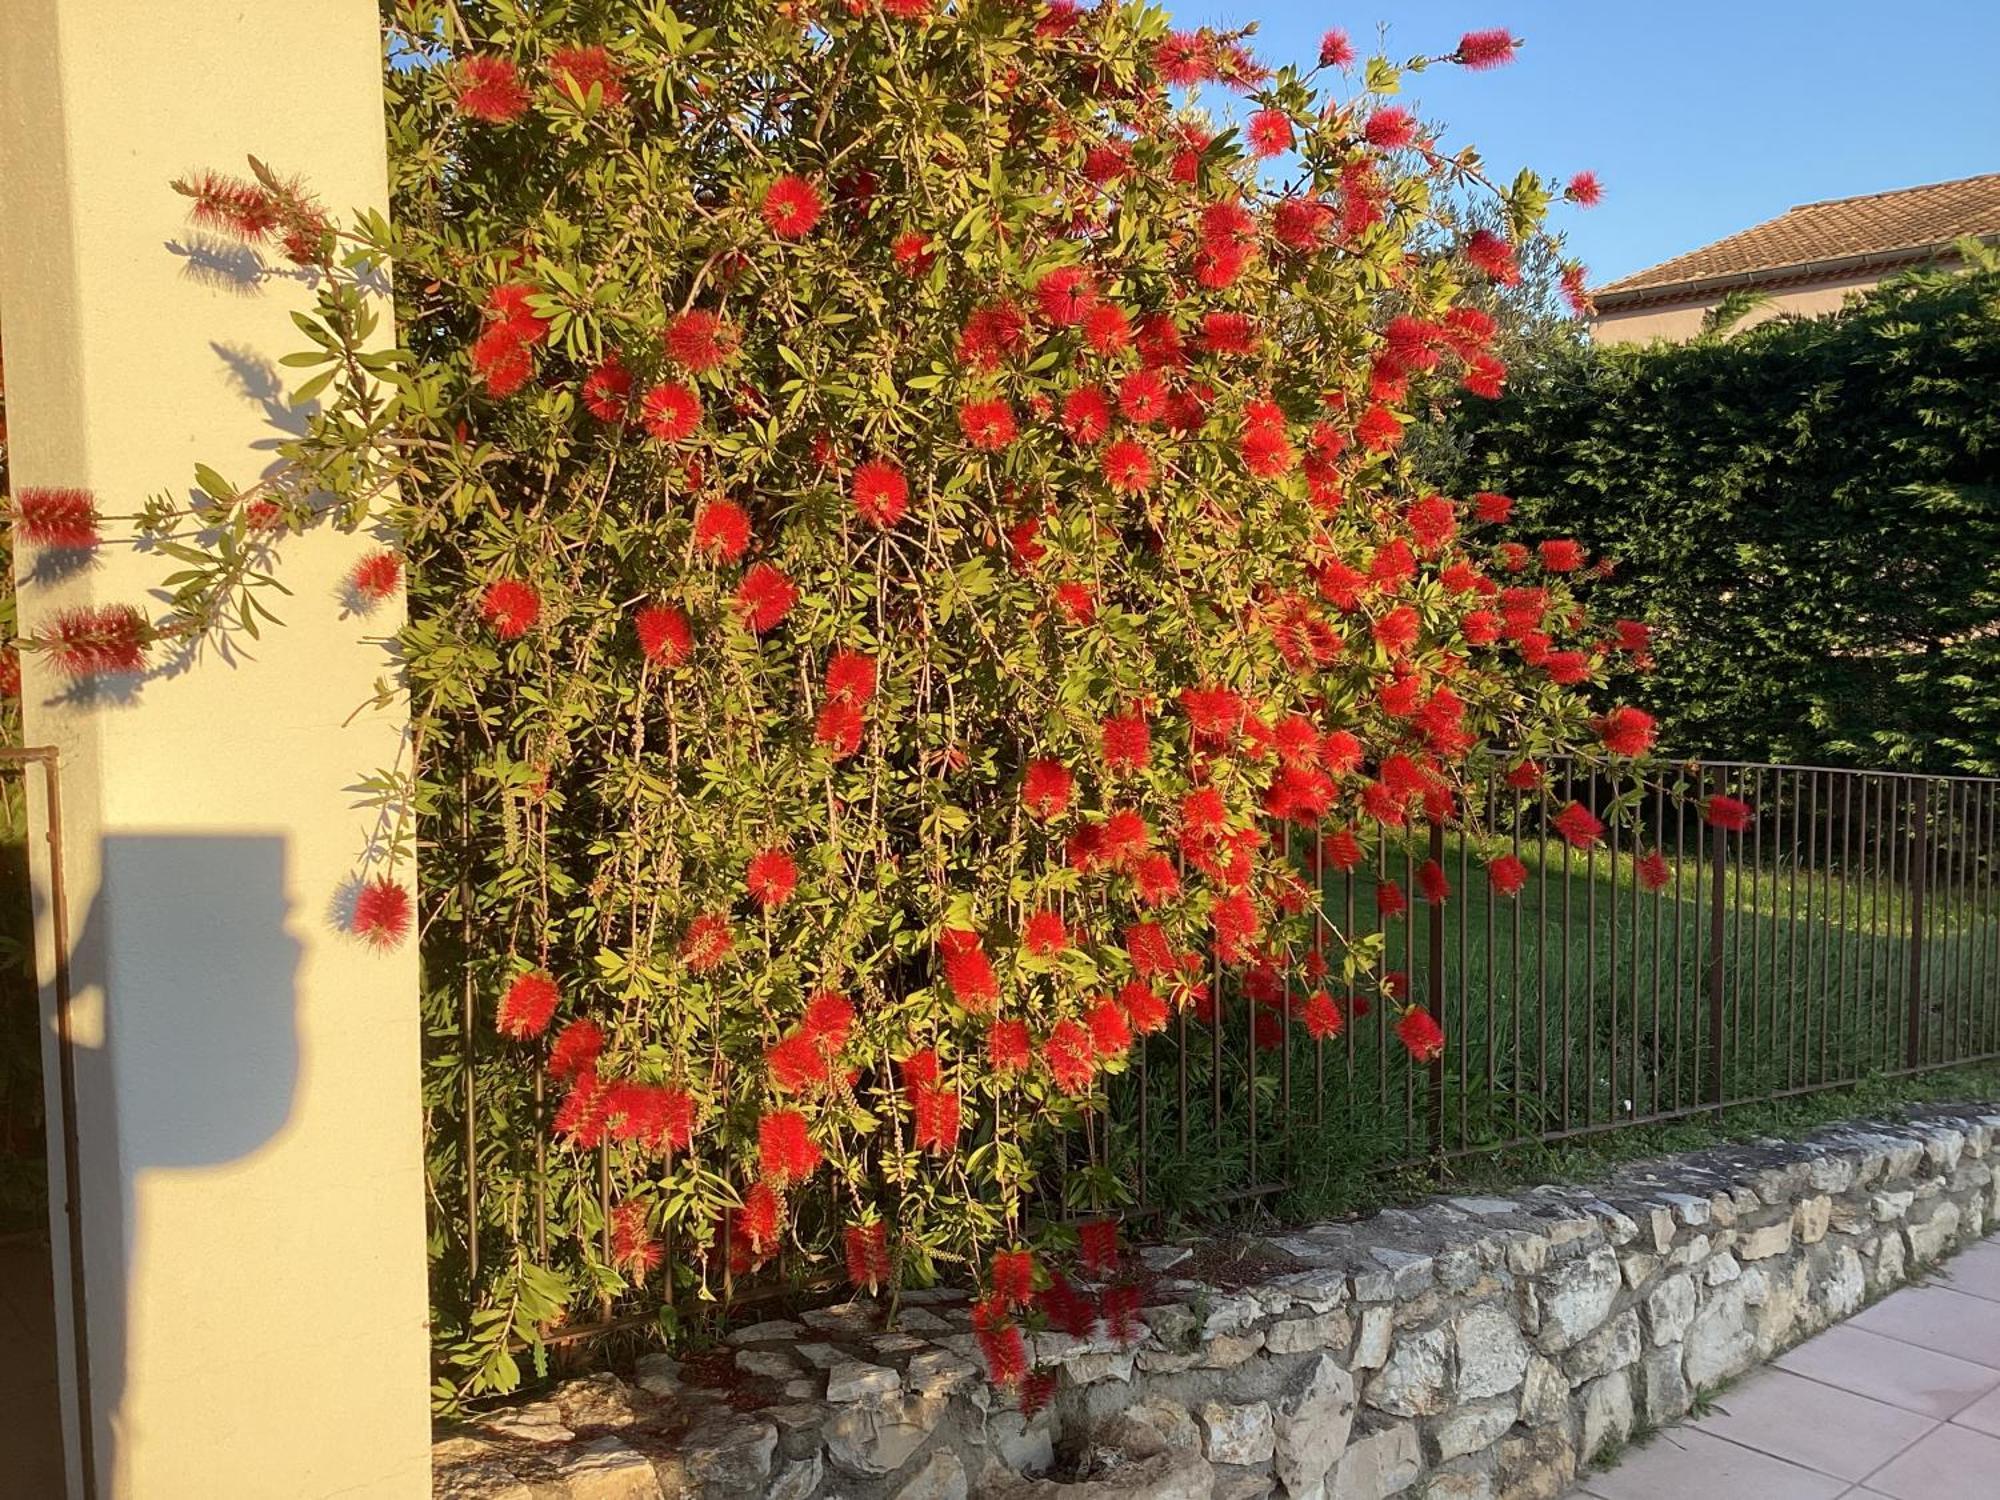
1594,171,2000,307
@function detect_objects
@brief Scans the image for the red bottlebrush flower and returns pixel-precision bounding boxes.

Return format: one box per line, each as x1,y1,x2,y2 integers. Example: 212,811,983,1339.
825,649,878,704
1503,760,1544,791
882,0,933,18
349,550,402,603
351,876,412,948
1022,909,1068,956
991,1248,1037,1308
851,458,911,529
987,1018,1032,1072
1082,142,1133,185
844,1222,892,1291
1136,312,1186,369
1154,31,1209,86
767,1033,828,1098
1473,490,1514,524
1133,853,1180,906
1034,265,1097,326
1538,538,1585,572
1396,1007,1446,1063
1543,650,1591,685
1302,990,1345,1040
1376,879,1408,919
801,992,855,1051
1007,517,1047,570
959,398,1017,450
693,499,752,562
1100,712,1149,774
1463,354,1508,399
900,1047,940,1093
1078,1218,1121,1276
1240,422,1296,478
739,1180,782,1254
458,55,531,123
1102,439,1155,495
1408,495,1458,553
1364,107,1418,150
815,696,865,758
581,356,632,422
1356,403,1405,452
680,912,733,971
1117,368,1169,425
1566,170,1603,207
761,174,824,237
1636,850,1673,892
758,1107,822,1185
1615,618,1654,662
1082,301,1132,357
497,969,561,1038
1272,196,1333,252
1561,263,1594,316
553,1068,610,1145
548,1019,605,1080
891,230,937,276
1488,853,1529,896
941,927,1001,1011
550,45,626,107
1192,312,1256,358
1553,801,1606,849
1247,108,1294,158
468,326,532,398
735,563,797,635
0,649,19,699
180,168,280,240
1180,687,1247,746
1086,995,1132,1057
1053,580,1096,625
480,578,541,639
1598,706,1657,758
1118,979,1170,1035
1705,795,1753,833
1062,386,1114,446
911,1085,962,1153
1210,889,1261,962
1319,28,1356,68
1455,29,1519,69
635,603,694,666
957,300,1030,369
1464,228,1519,282
1038,1272,1098,1337
1372,605,1421,656
13,487,101,549
1043,1018,1097,1094
640,381,702,443
1023,759,1075,820
665,309,736,373
977,1320,1030,1387
746,846,799,908
610,1200,662,1277
1419,859,1450,906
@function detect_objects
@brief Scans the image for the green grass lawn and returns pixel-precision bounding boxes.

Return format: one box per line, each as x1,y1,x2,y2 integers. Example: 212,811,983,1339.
1092,827,2000,1227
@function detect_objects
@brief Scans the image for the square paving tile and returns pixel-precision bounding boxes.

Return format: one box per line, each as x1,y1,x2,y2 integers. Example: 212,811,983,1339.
1934,1241,2000,1304
1948,1380,2000,1439
1775,1322,2000,1418
1581,1428,1848,1500
1859,1421,2000,1499
1689,1367,1936,1480
1851,1284,2000,1368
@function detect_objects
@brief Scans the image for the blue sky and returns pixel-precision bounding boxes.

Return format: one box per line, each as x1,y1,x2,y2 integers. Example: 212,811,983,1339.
1164,1,2000,284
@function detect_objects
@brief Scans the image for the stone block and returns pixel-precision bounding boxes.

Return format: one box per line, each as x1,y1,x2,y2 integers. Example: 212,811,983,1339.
1331,1422,1423,1500
1533,1248,1622,1352
1562,1309,1641,1382
1579,1370,1634,1465
1198,1399,1276,1466
1366,1326,1453,1417
1275,1353,1358,1498
1642,1273,1696,1346
1428,1397,1517,1462
1453,1303,1529,1399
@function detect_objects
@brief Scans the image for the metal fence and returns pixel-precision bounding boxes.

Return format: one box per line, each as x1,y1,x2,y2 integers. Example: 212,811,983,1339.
1097,760,2000,1221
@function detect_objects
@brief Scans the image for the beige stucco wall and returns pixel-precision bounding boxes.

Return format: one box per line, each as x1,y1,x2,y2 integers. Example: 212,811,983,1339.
1589,270,1897,345
0,3,429,1497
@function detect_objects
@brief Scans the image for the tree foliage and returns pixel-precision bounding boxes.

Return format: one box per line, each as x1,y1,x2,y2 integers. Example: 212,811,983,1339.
9,2,1638,1402
1451,255,2000,775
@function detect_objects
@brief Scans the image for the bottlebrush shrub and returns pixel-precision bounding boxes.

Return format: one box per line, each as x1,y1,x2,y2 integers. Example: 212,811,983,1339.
113,2,1650,1402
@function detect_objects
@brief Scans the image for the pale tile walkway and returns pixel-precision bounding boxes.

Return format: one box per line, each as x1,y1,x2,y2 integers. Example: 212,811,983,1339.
1572,1233,2000,1500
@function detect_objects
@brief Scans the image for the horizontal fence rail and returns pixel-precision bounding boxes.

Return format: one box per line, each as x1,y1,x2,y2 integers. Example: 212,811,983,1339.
1096,760,2000,1221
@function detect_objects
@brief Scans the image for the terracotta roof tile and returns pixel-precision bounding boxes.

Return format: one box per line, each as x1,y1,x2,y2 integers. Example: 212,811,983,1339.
1596,171,2000,301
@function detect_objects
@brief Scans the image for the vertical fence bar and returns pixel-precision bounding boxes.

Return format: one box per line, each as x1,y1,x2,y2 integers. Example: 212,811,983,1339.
1707,768,1729,1109
1906,780,1930,1069
1428,820,1447,1159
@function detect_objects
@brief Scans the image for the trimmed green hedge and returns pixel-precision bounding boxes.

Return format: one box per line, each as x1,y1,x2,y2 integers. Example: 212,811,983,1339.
1450,260,2000,774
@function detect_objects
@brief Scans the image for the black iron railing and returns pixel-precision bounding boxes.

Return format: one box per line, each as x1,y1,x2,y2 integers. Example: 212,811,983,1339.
1098,760,2000,1221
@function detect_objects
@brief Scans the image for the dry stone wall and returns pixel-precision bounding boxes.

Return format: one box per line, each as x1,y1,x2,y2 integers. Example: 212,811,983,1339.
434,1103,2000,1500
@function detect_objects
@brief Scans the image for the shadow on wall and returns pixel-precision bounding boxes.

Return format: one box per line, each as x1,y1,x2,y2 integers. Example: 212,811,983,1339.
57,833,300,1497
